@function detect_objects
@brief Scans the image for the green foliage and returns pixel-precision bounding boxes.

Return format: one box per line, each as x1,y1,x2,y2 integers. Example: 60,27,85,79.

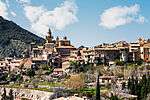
0,72,8,81
8,73,23,83
45,68,53,75
122,82,126,90
110,93,119,100
40,64,53,75
79,88,95,96
16,74,23,82
41,64,50,70
115,60,124,66
26,68,35,78
69,61,83,73
96,74,100,100
127,77,131,90
69,61,94,73
127,74,150,100
135,59,143,66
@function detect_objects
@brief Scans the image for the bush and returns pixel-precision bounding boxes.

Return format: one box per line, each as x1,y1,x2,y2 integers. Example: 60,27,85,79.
26,68,35,78
41,64,50,70
136,59,143,65
45,68,53,75
115,60,124,66
64,74,85,90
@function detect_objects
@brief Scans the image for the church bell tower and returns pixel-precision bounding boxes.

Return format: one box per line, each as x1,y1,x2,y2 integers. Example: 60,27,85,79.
46,28,53,43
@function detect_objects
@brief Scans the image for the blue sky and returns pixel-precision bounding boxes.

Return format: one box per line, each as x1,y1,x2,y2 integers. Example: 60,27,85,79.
0,0,150,47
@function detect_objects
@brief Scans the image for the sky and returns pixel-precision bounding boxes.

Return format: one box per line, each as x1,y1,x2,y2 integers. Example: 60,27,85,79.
0,0,150,47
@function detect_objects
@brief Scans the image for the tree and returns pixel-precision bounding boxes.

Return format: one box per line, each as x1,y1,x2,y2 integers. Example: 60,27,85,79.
130,76,135,94
110,93,119,100
26,68,35,78
41,64,49,70
115,59,124,66
96,73,100,100
45,68,53,75
127,74,150,100
127,77,131,90
37,69,43,79
122,82,126,90
134,77,139,95
1,88,7,100
112,67,124,78
69,61,79,73
64,74,85,90
147,75,150,94
140,85,146,100
9,89,14,100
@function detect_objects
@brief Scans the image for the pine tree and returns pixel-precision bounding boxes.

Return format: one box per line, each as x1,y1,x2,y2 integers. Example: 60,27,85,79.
96,73,100,100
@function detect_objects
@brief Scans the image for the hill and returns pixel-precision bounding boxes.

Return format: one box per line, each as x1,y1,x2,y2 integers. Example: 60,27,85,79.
0,16,45,58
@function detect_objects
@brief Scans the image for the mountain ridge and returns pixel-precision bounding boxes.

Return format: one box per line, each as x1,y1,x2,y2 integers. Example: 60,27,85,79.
0,16,45,58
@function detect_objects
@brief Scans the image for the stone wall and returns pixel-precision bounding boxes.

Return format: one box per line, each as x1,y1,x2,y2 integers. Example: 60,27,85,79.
0,87,53,100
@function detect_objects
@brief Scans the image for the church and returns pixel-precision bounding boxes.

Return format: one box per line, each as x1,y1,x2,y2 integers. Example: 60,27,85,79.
31,29,76,67
45,28,76,57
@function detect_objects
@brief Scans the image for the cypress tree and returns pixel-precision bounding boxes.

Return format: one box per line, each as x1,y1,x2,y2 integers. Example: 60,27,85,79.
134,77,138,95
136,81,141,100
127,74,150,100
127,77,131,90
9,89,14,100
96,73,100,100
130,76,135,94
147,75,150,93
1,88,7,100
140,85,146,99
122,82,126,90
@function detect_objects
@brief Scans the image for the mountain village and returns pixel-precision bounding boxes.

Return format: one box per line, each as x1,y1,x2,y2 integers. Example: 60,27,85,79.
0,28,149,100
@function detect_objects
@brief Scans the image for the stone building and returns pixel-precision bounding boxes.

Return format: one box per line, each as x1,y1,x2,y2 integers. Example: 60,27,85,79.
31,28,76,67
128,42,141,62
143,43,150,63
44,28,76,58
55,36,76,58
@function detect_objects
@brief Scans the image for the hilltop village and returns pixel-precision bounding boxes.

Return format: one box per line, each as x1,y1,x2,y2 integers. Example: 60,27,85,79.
0,29,150,100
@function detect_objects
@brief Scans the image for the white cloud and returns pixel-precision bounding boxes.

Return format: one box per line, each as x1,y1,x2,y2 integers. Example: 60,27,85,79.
16,0,31,5
22,0,78,37
137,15,145,23
5,0,10,7
11,11,17,17
99,4,145,29
0,0,8,19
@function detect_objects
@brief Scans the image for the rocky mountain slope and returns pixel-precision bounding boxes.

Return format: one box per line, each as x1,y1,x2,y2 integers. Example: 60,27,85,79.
0,16,45,58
